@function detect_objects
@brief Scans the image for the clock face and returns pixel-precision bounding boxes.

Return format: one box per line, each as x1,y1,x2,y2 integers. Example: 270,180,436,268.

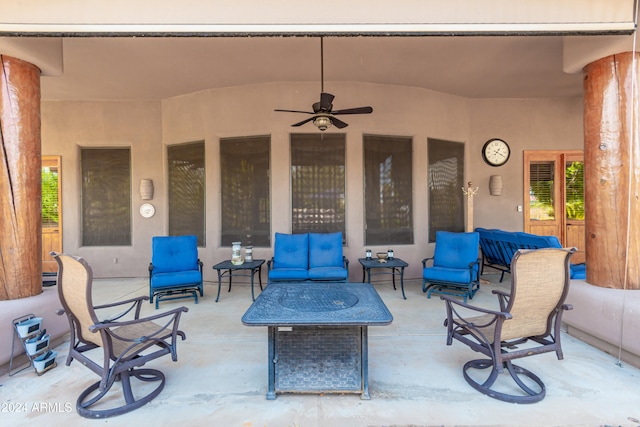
139,203,156,218
482,138,510,167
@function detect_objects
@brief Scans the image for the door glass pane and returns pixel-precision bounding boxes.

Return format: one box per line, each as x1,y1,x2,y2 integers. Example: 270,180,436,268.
42,165,59,228
565,161,584,220
529,161,555,220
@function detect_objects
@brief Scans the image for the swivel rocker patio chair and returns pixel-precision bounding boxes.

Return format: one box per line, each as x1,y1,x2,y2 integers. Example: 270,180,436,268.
52,252,188,418
441,247,576,403
422,231,481,302
149,235,203,308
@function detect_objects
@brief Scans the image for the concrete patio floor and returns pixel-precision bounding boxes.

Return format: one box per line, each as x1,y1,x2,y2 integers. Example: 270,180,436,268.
2,272,639,427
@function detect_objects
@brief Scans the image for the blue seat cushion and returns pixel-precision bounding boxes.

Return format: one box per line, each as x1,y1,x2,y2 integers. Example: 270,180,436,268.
570,263,586,279
151,235,199,273
151,270,202,289
423,266,474,284
273,233,309,269
308,266,348,281
268,268,309,281
433,231,480,269
309,232,343,268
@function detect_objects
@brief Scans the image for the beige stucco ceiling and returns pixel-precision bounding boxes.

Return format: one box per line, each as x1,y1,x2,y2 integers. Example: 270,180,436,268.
1,0,636,101
28,35,589,101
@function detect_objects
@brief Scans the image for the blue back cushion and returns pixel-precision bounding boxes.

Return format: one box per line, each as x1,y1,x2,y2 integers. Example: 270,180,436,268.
152,235,199,273
309,232,343,268
274,232,309,269
433,231,480,269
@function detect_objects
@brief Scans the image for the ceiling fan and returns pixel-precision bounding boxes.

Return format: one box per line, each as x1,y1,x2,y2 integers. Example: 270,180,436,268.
274,37,373,131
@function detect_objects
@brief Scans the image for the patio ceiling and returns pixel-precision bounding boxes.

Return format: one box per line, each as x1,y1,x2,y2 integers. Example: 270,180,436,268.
5,35,588,101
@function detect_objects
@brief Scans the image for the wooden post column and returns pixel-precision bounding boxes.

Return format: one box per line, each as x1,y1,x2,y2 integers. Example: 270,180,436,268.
0,55,42,300
583,52,640,290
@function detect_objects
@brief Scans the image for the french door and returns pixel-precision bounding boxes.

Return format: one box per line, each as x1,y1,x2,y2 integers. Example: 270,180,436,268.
42,156,62,272
523,150,585,264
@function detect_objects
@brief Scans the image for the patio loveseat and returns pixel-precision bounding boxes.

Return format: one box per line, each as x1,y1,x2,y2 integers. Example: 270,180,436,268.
267,232,349,284
475,228,586,281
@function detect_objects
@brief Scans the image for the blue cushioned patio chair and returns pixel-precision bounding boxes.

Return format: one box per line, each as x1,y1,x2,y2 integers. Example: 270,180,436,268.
422,231,480,302
149,235,203,309
308,232,349,282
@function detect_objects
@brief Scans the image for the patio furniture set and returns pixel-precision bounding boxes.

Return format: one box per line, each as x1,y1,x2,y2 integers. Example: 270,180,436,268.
49,230,576,417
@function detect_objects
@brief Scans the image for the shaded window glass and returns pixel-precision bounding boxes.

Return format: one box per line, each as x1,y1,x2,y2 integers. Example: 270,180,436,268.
364,135,413,245
291,134,346,241
81,148,131,246
168,142,205,246
220,136,271,247
428,138,464,242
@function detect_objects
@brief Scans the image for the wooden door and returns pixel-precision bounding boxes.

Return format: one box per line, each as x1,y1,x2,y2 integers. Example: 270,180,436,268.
42,156,62,272
524,150,585,264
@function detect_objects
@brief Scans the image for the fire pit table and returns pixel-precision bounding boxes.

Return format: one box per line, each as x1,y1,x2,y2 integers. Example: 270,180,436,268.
241,282,393,400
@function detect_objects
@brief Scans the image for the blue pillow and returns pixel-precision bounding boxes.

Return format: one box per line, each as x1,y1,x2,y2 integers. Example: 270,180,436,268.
433,231,479,269
273,233,309,269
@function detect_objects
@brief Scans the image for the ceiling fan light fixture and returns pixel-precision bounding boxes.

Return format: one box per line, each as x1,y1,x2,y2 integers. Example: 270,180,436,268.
313,116,332,131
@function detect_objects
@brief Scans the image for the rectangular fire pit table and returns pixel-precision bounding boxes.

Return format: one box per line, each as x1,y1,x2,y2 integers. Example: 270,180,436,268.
241,282,393,400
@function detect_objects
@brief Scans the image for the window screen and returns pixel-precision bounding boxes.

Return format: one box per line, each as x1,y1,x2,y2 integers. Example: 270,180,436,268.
220,136,271,247
364,135,413,245
427,138,464,242
81,148,131,246
168,142,205,246
291,133,346,240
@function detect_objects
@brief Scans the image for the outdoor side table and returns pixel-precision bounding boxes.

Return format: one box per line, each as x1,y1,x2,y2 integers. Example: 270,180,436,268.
358,257,409,299
242,282,393,400
212,259,265,302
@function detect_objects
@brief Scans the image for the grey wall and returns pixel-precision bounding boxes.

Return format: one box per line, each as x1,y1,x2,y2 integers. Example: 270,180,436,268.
41,82,584,281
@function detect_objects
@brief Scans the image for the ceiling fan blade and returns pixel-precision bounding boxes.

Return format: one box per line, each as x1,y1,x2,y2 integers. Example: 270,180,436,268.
319,92,334,110
330,117,349,129
332,106,373,115
291,117,316,127
275,109,315,114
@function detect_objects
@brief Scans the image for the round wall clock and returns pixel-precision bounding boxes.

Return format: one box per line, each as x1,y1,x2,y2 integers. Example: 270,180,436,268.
482,138,511,167
139,203,156,218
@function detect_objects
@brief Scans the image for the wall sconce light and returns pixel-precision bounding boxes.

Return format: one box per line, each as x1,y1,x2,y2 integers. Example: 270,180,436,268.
140,179,154,200
489,175,503,196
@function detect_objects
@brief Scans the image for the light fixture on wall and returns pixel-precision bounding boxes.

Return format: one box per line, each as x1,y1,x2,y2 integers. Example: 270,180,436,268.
489,175,503,196
313,115,333,131
140,179,154,200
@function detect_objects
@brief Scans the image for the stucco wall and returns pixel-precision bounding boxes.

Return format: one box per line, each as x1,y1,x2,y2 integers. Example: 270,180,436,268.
41,82,584,281
470,97,585,231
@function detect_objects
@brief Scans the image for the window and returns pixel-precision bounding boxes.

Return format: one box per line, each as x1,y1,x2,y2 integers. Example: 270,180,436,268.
427,138,464,242
529,161,555,221
291,134,346,239
220,136,271,247
364,135,413,245
81,148,131,246
168,142,205,246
